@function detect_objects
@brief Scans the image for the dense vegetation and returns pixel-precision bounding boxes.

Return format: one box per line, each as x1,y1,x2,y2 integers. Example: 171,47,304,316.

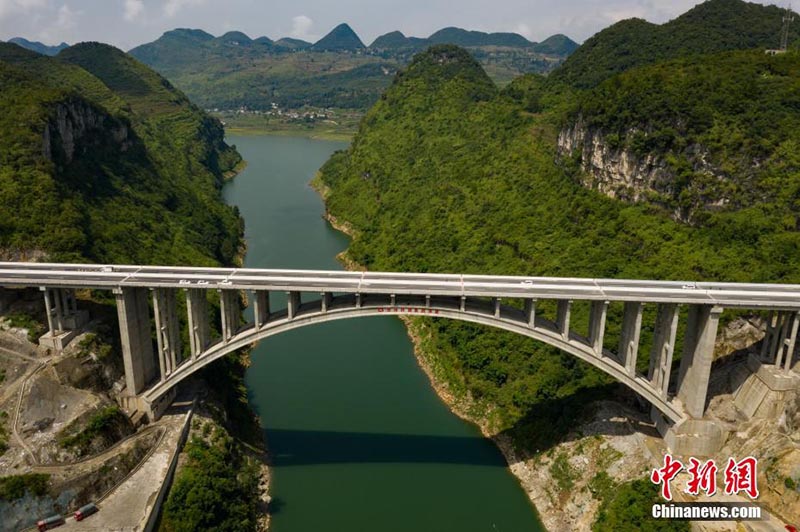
0,474,50,501
0,42,242,264
160,423,260,532
593,478,688,532
553,0,800,88
58,405,132,456
129,25,576,111
572,48,800,223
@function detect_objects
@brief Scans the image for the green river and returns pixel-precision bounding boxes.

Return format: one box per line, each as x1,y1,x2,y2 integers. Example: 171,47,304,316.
223,135,544,532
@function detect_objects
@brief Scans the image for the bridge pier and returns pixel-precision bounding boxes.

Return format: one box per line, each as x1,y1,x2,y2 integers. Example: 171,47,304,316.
524,299,536,327
321,292,332,314
186,289,210,359
153,288,182,379
253,290,270,327
115,287,157,395
588,300,608,355
761,310,800,373
557,300,572,340
619,302,643,376
676,305,722,418
287,291,300,319
648,303,679,399
39,287,89,351
220,290,240,340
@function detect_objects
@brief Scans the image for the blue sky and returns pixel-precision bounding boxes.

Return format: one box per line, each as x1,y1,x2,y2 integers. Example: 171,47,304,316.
0,0,787,51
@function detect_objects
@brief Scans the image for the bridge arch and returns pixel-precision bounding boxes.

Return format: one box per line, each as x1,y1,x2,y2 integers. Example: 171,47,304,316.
142,296,688,424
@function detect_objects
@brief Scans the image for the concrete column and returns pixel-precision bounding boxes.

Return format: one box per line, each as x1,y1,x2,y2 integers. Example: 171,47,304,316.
390,294,396,308
760,310,777,363
524,299,536,328
253,291,270,327
52,288,66,332
153,289,181,377
42,288,56,334
588,301,609,355
321,292,332,314
557,300,572,340
619,302,644,375
493,298,501,318
781,312,800,373
115,287,156,394
676,305,722,418
287,291,300,319
186,289,209,359
648,303,679,398
426,294,431,309
460,296,466,312
220,290,239,340
355,293,362,309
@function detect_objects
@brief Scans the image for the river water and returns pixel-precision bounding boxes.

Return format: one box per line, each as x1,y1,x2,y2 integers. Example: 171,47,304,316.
223,135,544,532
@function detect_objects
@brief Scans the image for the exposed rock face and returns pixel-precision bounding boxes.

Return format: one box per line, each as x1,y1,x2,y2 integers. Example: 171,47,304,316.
557,118,731,224
42,100,130,164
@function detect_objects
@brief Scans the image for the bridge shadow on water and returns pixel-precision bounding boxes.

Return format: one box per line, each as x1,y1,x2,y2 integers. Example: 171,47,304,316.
261,383,668,470
263,428,510,468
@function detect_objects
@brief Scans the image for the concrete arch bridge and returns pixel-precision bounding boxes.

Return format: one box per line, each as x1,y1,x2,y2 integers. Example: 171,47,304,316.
1,262,798,455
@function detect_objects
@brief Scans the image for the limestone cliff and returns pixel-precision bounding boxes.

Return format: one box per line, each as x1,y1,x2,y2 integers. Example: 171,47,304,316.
42,99,131,165
557,118,732,224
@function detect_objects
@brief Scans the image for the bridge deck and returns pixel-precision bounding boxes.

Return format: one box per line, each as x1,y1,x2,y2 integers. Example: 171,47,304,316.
2,262,800,309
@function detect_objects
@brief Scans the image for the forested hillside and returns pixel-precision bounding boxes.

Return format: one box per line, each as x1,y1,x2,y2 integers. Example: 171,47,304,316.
564,49,800,224
0,42,242,264
553,0,799,88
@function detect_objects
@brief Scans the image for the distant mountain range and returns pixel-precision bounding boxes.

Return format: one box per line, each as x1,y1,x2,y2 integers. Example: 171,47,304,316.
126,23,578,111
5,37,68,56
125,22,577,55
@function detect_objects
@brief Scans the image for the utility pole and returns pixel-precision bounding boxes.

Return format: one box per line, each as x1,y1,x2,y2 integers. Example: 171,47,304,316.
781,6,795,51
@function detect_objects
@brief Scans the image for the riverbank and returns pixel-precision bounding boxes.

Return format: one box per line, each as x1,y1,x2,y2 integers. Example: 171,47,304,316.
226,126,354,142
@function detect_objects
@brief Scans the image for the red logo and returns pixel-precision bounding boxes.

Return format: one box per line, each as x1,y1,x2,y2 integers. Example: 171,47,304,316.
651,454,683,501
723,457,759,499
651,455,759,501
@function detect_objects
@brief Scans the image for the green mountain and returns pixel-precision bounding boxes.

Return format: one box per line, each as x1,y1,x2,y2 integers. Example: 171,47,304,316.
216,31,254,46
0,41,242,264
6,37,68,56
554,0,800,88
274,37,312,49
427,27,533,47
532,34,579,55
311,23,366,51
369,31,429,50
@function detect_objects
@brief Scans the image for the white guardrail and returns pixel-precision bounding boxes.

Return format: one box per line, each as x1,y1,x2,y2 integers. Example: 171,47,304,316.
2,262,800,309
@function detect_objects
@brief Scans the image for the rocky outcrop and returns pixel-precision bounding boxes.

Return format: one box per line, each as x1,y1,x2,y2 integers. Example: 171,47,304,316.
557,118,731,224
42,100,131,165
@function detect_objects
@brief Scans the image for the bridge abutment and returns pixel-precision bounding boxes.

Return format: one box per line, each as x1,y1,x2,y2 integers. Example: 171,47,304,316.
39,287,89,351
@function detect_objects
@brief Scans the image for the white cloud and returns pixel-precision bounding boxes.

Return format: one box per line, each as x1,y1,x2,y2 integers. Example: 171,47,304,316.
290,14,318,41
123,0,143,21
514,22,532,39
163,0,205,18
0,0,46,19
55,3,76,28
